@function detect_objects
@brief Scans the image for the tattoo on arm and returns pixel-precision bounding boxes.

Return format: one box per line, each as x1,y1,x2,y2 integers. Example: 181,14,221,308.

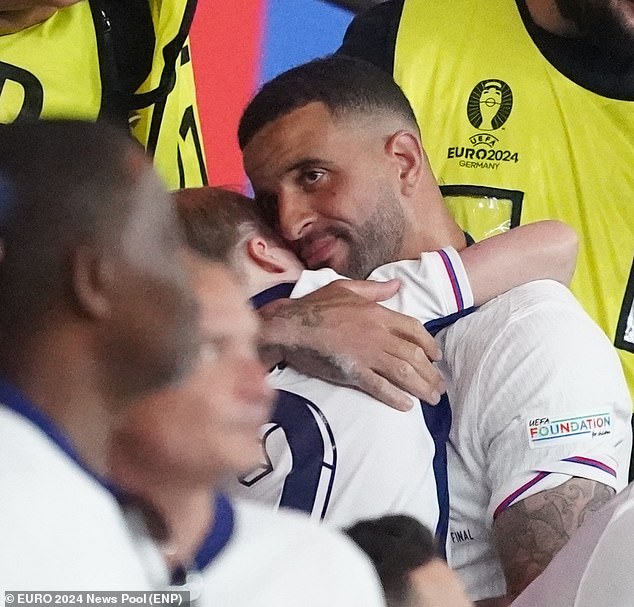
493,477,615,599
272,302,325,328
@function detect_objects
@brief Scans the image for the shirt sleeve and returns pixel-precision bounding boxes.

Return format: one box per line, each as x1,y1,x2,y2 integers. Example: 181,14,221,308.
475,283,632,521
337,0,404,75
368,248,475,323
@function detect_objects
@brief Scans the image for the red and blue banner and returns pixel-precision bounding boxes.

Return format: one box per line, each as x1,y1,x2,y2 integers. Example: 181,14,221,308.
190,1,353,191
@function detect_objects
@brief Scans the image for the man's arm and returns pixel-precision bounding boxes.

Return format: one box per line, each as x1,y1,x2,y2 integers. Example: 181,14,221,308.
461,220,578,306
446,281,631,604
258,279,445,411
493,477,615,600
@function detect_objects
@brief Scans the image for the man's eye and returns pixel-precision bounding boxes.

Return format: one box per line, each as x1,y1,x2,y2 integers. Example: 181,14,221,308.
302,170,324,185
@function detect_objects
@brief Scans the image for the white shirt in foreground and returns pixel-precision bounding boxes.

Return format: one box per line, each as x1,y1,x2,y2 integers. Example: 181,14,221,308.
511,481,634,607
0,393,168,592
438,280,632,601
197,495,386,607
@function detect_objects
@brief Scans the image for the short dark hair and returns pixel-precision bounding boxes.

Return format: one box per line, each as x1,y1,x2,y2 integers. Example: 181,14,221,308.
345,515,438,607
0,120,143,334
238,54,419,149
175,186,282,266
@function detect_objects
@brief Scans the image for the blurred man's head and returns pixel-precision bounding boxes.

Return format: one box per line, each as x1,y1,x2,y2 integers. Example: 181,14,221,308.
0,120,198,403
346,515,472,607
112,255,274,488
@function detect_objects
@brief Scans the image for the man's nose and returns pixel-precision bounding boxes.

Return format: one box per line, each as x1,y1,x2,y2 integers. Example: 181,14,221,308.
240,356,275,412
277,190,317,242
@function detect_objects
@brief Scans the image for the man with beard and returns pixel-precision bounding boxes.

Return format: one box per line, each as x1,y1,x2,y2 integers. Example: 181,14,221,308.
339,0,634,408
175,186,577,548
237,55,632,606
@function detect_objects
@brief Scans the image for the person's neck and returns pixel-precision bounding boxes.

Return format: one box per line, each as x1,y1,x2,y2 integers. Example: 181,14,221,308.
0,327,123,477
157,487,215,569
524,0,582,36
115,468,215,569
405,188,468,256
0,6,60,35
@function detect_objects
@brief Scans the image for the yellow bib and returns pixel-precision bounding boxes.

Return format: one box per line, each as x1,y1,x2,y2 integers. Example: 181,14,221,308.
130,0,207,189
0,0,206,189
0,2,101,123
395,0,634,399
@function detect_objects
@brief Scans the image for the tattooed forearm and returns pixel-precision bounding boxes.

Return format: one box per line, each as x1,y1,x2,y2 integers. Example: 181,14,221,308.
493,477,615,599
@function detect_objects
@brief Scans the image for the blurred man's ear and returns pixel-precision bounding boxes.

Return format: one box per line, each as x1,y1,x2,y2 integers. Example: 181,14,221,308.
71,245,115,318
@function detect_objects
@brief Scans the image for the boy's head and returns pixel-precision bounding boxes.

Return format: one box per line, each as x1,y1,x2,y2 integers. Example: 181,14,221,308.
174,186,305,295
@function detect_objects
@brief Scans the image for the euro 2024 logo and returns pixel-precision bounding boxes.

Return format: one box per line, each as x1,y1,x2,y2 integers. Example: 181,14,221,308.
447,79,518,167
467,79,513,131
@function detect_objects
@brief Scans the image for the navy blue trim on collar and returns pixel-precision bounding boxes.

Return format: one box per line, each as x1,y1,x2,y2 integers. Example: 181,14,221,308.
0,378,121,497
194,493,235,570
250,282,296,310
425,306,476,337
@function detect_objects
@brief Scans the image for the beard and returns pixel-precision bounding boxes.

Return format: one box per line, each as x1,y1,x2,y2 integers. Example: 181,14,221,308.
338,187,406,280
554,0,634,60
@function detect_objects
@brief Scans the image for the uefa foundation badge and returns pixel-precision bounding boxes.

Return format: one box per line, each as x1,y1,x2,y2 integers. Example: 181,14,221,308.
527,412,612,449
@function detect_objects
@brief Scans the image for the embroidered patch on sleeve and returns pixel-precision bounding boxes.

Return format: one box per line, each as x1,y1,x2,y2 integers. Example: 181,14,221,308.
526,411,613,449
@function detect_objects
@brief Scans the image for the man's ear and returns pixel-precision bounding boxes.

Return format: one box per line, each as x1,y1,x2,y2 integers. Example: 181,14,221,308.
246,236,288,274
385,130,425,195
70,245,115,318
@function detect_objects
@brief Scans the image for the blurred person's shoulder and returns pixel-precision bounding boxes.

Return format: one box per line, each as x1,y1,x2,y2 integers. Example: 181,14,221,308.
201,498,386,606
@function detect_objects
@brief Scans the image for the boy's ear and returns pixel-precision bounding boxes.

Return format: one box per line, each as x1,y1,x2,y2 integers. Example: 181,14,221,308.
70,245,114,318
246,236,288,274
385,130,425,195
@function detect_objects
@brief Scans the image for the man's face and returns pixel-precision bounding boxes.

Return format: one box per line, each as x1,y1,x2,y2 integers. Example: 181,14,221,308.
101,163,199,401
555,0,634,58
243,102,406,279
116,260,274,484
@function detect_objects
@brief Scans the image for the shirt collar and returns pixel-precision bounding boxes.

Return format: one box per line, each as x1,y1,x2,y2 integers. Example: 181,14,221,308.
250,282,296,310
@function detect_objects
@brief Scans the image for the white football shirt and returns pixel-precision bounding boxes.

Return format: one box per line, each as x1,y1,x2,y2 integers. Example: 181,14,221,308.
231,248,474,552
438,280,632,601
0,382,168,591
196,495,386,607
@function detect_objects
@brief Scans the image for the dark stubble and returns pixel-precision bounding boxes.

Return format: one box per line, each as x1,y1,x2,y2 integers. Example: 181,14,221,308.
555,0,634,60
340,185,406,280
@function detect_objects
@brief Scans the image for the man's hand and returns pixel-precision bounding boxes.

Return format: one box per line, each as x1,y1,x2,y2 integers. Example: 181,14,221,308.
257,278,444,411
493,477,615,601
